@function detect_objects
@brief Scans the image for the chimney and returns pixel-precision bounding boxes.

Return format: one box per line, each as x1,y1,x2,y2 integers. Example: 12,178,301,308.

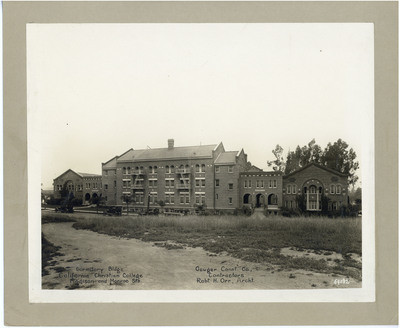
168,139,174,149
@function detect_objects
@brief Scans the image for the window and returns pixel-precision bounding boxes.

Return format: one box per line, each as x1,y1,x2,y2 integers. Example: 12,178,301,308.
195,164,200,173
216,193,218,199
273,180,277,188
310,185,317,194
269,180,273,188
330,184,335,194
228,197,233,205
261,180,264,188
165,193,174,204
336,185,342,194
201,164,206,173
244,180,248,188
123,167,126,174
249,180,252,188
332,201,338,210
256,180,259,188
150,193,158,204
215,179,220,187
105,171,108,176
201,180,205,187
228,166,233,173
196,179,200,187
114,181,117,187
127,167,131,174
228,183,233,190
105,184,108,190
215,166,220,173
165,179,174,188
165,165,170,173
149,180,158,188
287,185,291,194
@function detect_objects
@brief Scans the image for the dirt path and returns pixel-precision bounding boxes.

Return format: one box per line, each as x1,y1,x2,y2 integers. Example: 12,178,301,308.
42,222,361,290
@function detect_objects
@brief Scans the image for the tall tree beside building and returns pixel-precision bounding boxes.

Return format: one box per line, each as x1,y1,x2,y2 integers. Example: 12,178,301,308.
320,139,359,186
267,144,285,172
269,138,359,187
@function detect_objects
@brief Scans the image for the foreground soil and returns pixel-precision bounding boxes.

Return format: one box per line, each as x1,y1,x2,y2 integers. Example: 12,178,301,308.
42,222,361,290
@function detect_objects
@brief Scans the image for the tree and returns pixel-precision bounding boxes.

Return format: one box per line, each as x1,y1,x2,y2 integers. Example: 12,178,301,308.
320,139,360,187
267,144,285,172
121,194,133,214
272,138,359,186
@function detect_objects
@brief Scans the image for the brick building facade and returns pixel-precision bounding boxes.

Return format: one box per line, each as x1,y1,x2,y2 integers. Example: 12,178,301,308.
53,140,350,214
53,169,102,204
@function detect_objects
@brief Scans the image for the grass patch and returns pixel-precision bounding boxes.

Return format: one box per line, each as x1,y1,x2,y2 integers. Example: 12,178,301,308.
42,212,77,224
65,213,362,279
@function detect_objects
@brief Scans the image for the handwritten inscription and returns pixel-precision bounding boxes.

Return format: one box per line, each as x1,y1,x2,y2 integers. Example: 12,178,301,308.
58,266,143,287
195,265,256,284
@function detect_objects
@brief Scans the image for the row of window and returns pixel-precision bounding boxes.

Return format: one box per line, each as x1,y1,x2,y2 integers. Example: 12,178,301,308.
105,164,236,176
55,184,101,191
243,180,278,189
123,192,234,206
215,166,234,173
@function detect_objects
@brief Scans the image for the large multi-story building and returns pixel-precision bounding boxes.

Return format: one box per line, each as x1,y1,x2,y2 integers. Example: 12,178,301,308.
101,139,247,213
53,140,350,214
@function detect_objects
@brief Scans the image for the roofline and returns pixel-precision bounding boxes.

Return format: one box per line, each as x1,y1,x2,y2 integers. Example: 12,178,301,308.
283,162,348,178
240,170,283,175
102,148,134,165
213,142,223,152
53,169,82,181
117,155,214,163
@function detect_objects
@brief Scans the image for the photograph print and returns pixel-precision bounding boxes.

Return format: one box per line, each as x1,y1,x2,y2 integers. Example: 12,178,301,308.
28,23,374,302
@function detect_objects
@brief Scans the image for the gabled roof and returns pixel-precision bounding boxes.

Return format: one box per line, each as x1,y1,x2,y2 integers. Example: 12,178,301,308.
246,165,263,172
102,149,133,169
284,162,348,178
54,169,101,181
214,151,238,165
117,144,218,162
53,169,82,181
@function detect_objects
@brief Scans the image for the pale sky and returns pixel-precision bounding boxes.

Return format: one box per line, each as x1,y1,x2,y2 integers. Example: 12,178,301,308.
27,24,374,189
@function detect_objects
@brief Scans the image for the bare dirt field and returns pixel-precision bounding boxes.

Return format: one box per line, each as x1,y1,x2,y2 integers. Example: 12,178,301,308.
42,221,361,290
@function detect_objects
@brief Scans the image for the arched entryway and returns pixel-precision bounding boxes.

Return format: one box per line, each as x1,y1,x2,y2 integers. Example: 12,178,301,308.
256,193,265,208
268,194,278,205
85,193,91,201
243,193,251,204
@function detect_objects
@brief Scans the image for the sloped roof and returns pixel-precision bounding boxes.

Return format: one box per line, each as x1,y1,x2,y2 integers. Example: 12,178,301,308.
78,172,101,178
246,165,263,172
102,156,118,169
54,169,100,181
214,151,238,165
284,163,348,178
118,144,218,162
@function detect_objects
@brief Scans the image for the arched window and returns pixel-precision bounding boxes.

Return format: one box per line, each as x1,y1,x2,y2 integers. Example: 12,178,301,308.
303,186,307,194
330,184,335,194
287,185,291,194
336,185,342,194
195,164,200,173
170,165,174,173
319,186,323,194
309,185,317,194
165,165,170,173
127,167,131,174
201,164,206,172
123,167,126,174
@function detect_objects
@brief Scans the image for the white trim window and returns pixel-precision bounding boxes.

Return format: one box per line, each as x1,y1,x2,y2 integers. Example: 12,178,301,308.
228,197,233,205
330,184,335,194
336,184,342,194
228,165,233,173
